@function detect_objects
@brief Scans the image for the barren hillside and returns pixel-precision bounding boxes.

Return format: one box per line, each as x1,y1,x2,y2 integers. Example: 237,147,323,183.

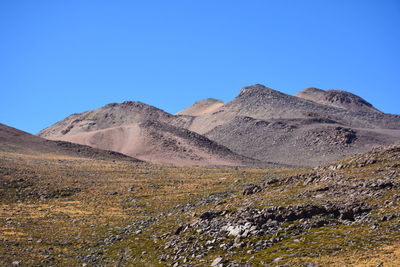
37,102,258,166
0,123,139,162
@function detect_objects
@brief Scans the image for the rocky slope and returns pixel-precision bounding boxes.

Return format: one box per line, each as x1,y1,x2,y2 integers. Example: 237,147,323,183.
152,144,400,266
205,116,400,167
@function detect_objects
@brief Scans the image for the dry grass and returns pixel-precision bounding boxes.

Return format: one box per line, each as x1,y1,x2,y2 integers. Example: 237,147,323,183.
1,148,399,266
0,151,278,265
297,243,400,266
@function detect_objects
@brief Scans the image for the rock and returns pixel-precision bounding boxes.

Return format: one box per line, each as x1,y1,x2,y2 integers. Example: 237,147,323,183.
262,178,279,187
315,186,330,192
339,211,355,221
200,211,223,220
223,225,243,236
311,218,329,228
381,214,398,221
175,225,187,235
211,257,223,266
243,184,262,195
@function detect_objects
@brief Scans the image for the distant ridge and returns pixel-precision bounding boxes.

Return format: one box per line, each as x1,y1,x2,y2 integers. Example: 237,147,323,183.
185,84,400,134
38,84,400,167
38,101,259,166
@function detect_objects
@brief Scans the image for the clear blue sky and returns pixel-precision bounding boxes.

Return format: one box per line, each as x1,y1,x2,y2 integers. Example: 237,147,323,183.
1,0,399,134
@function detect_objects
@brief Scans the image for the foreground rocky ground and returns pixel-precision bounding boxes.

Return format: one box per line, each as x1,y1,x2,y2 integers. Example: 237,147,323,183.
1,144,399,266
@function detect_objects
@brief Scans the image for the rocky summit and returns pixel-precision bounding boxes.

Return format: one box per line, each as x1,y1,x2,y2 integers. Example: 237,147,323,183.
1,84,400,266
295,87,381,113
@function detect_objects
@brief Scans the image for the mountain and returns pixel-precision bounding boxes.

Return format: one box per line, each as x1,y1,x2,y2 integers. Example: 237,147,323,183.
38,84,400,167
186,84,400,134
39,101,182,139
176,98,224,116
295,87,381,113
183,84,400,167
38,101,259,166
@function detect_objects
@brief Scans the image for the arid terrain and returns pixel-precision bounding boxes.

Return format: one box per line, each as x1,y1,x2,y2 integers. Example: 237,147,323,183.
1,84,400,266
1,123,400,266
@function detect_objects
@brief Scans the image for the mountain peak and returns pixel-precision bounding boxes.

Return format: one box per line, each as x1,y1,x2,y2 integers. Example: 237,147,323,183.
298,87,325,94
38,100,173,139
104,101,149,109
325,89,372,105
201,98,223,103
238,84,282,98
296,87,381,113
176,98,224,116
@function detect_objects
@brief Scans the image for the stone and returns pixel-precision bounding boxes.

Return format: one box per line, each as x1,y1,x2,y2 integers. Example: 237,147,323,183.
224,225,242,236
211,257,223,266
200,211,222,220
243,184,262,195
175,225,186,235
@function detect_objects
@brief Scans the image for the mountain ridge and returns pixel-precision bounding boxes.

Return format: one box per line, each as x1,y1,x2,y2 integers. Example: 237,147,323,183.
37,100,261,166
37,84,400,167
